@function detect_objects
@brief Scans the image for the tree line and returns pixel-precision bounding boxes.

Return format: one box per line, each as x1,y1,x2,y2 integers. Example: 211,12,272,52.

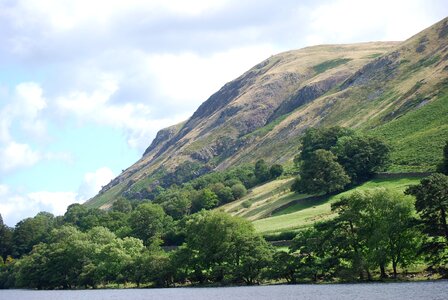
0,130,446,289
1,170,447,288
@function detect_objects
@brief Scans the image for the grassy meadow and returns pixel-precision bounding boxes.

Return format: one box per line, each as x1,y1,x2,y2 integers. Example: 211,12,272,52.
230,177,424,235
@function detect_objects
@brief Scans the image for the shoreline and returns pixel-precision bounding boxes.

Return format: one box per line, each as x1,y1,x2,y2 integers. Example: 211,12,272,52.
3,276,445,291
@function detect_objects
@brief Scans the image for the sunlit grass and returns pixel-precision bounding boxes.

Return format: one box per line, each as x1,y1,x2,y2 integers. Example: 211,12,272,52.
253,177,422,234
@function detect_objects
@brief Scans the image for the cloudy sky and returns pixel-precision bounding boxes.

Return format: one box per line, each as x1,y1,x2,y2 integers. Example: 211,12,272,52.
0,0,446,226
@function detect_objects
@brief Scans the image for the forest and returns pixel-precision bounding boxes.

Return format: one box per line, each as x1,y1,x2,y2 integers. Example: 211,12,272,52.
0,128,447,289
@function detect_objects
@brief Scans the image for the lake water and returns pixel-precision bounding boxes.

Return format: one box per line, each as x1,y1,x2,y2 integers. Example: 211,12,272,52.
1,281,447,300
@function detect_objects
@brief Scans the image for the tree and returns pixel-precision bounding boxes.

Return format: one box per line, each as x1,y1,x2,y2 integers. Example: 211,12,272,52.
231,234,272,285
406,174,448,240
437,141,448,175
96,235,145,286
269,164,284,179
178,211,272,284
290,228,329,281
406,174,448,268
333,135,390,183
12,225,156,289
129,203,172,246
98,211,131,238
265,251,301,283
63,204,88,226
64,204,104,231
333,189,421,279
0,214,13,260
294,149,350,194
13,212,55,257
299,126,354,161
133,249,173,287
227,165,257,188
210,183,234,204
191,188,219,213
15,243,52,289
0,254,15,289
231,183,247,199
155,188,191,219
112,198,132,213
14,225,93,289
254,159,270,183
295,127,390,191
359,189,420,278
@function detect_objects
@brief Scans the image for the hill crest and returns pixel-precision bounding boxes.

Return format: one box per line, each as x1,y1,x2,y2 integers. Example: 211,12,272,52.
86,17,448,209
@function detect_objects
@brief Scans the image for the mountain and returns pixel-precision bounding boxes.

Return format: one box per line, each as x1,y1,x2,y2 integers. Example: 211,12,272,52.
86,17,448,209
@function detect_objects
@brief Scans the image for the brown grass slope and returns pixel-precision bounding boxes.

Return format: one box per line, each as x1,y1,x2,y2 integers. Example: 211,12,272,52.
86,17,447,208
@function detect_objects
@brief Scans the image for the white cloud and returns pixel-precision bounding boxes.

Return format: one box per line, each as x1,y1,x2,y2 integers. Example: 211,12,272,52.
55,75,190,150
0,82,47,143
0,141,40,171
0,167,115,226
0,82,72,172
0,186,79,226
15,82,47,115
51,44,275,150
0,184,9,196
28,191,80,217
13,0,229,32
0,81,45,172
307,0,442,45
77,167,115,200
145,45,276,105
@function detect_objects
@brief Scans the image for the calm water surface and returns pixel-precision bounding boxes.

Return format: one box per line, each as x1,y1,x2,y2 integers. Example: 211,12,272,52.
1,281,447,300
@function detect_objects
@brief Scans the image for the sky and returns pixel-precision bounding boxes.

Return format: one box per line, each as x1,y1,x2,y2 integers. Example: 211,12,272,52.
0,0,446,226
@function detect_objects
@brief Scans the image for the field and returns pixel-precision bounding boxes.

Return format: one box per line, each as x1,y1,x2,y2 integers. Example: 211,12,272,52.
222,177,423,235
219,178,305,220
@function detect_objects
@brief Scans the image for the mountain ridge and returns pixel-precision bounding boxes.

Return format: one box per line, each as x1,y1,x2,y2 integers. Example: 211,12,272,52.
86,17,448,209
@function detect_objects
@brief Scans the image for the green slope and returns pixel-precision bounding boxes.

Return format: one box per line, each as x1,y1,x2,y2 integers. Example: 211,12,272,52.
371,91,448,171
250,177,422,234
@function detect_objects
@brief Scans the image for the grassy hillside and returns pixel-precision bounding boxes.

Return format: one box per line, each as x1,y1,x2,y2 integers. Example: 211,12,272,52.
86,17,447,209
221,177,422,235
370,90,448,171
219,178,305,220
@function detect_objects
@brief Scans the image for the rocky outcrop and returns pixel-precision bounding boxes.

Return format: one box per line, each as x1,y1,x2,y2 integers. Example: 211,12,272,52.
339,51,401,89
269,74,348,122
190,136,249,163
152,57,286,159
143,123,183,157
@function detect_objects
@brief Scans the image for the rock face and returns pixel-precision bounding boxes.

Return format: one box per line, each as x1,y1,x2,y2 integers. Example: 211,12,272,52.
339,51,401,89
269,74,348,121
86,17,448,208
143,123,183,157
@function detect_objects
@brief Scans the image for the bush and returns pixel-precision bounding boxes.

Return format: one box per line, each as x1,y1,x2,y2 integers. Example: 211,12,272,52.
269,164,284,179
231,183,247,199
241,200,252,208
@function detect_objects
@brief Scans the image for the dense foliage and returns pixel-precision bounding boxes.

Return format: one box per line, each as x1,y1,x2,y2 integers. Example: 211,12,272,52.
406,173,448,271
128,161,282,220
296,149,350,194
0,209,273,289
267,189,424,282
293,127,390,194
1,174,447,289
437,141,448,175
1,142,446,289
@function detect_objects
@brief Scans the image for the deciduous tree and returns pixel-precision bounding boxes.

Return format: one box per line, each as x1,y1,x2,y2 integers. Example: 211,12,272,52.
294,149,350,194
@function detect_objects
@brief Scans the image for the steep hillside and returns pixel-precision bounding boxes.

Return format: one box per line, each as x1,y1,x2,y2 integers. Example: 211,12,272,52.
86,17,448,209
